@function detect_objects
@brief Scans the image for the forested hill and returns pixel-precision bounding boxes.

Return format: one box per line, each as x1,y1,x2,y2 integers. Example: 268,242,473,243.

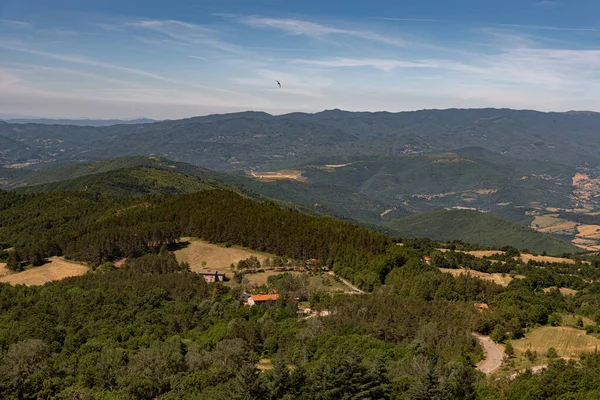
385,210,580,255
3,155,580,256
0,189,392,288
2,108,600,170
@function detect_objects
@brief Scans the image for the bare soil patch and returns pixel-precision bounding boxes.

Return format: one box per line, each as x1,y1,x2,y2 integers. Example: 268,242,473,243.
0,257,88,286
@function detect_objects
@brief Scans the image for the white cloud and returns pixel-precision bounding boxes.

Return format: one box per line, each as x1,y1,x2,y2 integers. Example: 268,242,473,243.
292,57,438,72
238,16,406,46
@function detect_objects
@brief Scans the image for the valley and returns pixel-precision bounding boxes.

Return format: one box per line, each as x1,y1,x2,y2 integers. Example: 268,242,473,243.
2,108,600,398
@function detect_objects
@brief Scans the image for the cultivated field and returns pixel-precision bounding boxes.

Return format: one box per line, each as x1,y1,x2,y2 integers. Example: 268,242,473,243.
174,238,272,273
511,326,600,358
438,249,504,258
247,170,307,182
439,268,522,287
577,224,600,238
518,254,587,265
0,257,89,286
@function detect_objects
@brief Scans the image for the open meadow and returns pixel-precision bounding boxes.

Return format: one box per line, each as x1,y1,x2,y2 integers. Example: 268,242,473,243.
511,326,600,359
439,268,522,287
0,257,89,286
174,238,272,273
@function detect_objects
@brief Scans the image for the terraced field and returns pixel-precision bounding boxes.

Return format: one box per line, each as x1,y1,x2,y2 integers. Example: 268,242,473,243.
511,327,600,359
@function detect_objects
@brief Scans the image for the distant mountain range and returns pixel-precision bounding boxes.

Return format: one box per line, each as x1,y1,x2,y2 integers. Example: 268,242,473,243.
2,117,158,127
1,107,599,254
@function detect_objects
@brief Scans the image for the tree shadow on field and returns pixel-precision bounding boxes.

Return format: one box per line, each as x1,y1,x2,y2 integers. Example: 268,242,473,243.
167,241,191,252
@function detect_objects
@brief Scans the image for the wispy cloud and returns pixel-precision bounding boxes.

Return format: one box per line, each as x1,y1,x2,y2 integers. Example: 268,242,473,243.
237,16,406,46
1,61,143,87
110,18,249,55
492,23,600,32
374,17,438,22
0,41,175,82
536,1,561,6
292,58,437,72
0,20,32,27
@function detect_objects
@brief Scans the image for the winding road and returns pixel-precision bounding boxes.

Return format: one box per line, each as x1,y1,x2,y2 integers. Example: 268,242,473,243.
473,333,505,375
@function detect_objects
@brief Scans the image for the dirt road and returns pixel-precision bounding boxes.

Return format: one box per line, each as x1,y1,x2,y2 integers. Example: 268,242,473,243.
473,333,505,375
327,271,364,294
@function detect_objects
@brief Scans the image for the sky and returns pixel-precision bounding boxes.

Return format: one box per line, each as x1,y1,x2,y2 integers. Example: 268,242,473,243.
1,0,600,119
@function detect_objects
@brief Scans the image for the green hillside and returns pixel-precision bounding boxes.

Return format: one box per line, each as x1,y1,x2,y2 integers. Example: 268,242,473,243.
383,209,580,255
15,166,231,197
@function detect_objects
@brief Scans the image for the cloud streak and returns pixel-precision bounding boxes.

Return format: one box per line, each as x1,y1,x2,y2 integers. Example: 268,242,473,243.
238,16,406,46
0,41,175,82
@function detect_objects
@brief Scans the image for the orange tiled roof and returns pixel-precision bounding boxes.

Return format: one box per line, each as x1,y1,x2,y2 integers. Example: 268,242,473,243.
251,294,280,302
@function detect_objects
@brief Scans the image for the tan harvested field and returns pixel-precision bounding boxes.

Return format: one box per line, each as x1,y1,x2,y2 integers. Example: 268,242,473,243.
572,238,600,251
0,257,88,286
247,170,307,182
542,287,579,296
577,224,600,238
438,249,505,258
531,214,561,229
518,254,587,265
439,268,522,287
174,239,273,273
511,327,600,358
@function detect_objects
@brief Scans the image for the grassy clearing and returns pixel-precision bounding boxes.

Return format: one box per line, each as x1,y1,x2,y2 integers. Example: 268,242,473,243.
174,238,273,273
256,359,273,372
560,313,595,327
174,239,346,292
542,287,579,296
439,268,522,287
511,326,600,359
0,257,88,286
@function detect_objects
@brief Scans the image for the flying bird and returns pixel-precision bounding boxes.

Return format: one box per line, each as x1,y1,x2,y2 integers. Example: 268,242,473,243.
276,80,281,88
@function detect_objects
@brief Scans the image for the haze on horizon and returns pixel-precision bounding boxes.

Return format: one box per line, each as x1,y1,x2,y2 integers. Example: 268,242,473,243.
1,0,600,119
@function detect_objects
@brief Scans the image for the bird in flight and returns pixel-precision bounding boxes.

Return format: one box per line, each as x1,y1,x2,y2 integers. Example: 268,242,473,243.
276,80,281,88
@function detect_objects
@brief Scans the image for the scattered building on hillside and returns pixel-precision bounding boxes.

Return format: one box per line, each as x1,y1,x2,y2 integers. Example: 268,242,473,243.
198,270,226,283
423,256,431,265
247,293,280,306
474,303,490,312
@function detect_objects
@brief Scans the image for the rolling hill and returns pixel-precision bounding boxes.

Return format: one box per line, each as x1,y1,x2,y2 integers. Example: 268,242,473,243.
1,108,600,171
383,209,580,255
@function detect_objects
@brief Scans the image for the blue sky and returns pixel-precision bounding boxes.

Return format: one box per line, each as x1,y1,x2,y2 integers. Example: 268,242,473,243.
1,0,600,118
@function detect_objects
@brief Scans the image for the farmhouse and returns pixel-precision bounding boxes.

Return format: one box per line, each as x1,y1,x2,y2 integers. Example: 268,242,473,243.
198,270,226,283
246,293,280,306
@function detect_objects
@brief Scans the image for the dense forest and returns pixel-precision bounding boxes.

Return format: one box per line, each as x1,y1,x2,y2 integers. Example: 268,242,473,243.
2,187,600,398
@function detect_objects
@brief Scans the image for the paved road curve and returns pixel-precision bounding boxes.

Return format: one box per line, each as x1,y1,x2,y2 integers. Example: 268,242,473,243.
473,333,505,375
